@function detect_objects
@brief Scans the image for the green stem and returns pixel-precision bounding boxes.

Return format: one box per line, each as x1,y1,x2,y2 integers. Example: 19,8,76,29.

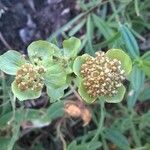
89,100,105,144
8,95,16,125
118,104,141,147
130,120,141,147
109,0,121,25
101,133,109,150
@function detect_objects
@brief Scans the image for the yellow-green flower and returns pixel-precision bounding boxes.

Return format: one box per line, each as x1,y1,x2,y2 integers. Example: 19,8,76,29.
73,49,132,103
0,40,68,101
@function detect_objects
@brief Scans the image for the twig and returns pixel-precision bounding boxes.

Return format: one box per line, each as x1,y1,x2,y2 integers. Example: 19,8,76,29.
57,118,67,150
88,100,105,147
109,0,121,25
0,32,12,49
69,85,83,102
8,96,16,125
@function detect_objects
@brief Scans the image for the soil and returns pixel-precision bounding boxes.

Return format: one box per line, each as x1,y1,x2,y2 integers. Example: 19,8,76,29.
0,0,77,53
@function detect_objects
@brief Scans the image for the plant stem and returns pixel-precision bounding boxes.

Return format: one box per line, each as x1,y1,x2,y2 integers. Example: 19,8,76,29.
89,100,105,145
8,95,16,125
118,103,142,147
69,85,83,102
0,31,12,49
130,119,141,147
57,119,67,150
101,133,109,150
109,0,121,25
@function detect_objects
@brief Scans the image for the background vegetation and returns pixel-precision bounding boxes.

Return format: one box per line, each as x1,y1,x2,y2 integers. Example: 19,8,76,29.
0,0,150,150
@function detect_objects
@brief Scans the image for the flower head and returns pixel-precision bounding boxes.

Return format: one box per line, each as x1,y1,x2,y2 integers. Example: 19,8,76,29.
0,38,81,101
73,49,132,103
15,63,45,91
80,51,125,97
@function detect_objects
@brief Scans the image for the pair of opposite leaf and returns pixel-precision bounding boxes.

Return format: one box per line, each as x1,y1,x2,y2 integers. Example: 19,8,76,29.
0,37,81,101
0,37,132,103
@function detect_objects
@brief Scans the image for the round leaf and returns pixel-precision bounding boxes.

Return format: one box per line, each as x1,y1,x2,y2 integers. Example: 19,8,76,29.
46,84,68,102
11,81,41,101
28,40,60,67
63,37,81,58
78,81,96,103
73,54,90,78
0,50,26,75
106,49,132,76
102,84,126,103
44,64,67,88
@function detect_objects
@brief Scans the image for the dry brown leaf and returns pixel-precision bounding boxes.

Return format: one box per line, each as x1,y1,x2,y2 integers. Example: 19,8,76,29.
64,100,91,126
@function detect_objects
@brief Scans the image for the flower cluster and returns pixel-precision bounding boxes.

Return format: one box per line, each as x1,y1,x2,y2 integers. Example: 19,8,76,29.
0,38,80,101
80,51,125,97
15,63,45,91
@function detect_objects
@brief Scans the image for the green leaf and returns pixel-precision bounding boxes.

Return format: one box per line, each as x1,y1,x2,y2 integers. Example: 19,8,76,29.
63,37,81,58
0,138,11,150
140,60,150,77
73,54,89,78
139,87,150,101
0,50,26,75
48,13,84,41
129,65,145,91
68,140,102,150
11,81,41,101
31,101,64,125
86,14,94,55
93,14,113,40
104,128,130,150
88,141,102,150
68,19,86,36
78,81,96,103
27,40,59,67
127,87,139,109
44,64,67,88
140,65,150,77
102,84,126,103
139,112,150,130
141,51,150,61
46,84,68,102
134,0,140,16
94,32,121,49
45,101,64,120
67,141,77,150
7,122,20,150
106,49,132,76
120,25,139,58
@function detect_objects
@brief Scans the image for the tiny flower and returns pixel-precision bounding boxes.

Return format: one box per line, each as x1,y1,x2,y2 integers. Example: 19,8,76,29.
73,49,132,103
